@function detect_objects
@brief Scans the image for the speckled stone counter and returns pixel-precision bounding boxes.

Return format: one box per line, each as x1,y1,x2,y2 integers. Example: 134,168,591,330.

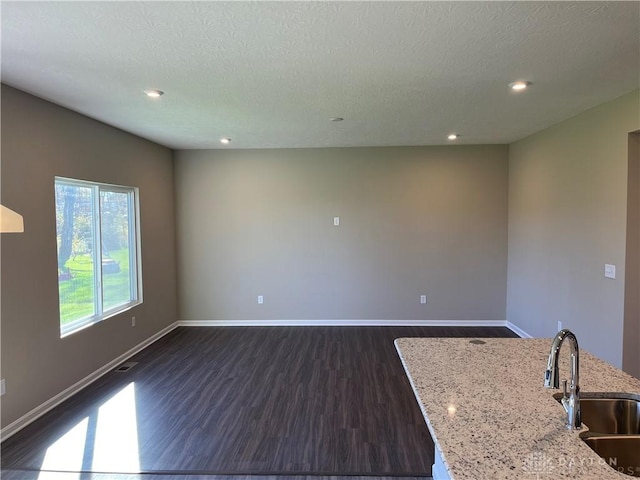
395,337,640,479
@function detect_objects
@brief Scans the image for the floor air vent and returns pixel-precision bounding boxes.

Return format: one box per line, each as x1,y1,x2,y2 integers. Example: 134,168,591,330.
115,361,138,372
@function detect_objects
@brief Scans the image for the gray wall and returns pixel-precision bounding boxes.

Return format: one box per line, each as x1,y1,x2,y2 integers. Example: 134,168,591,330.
507,90,640,368
0,85,178,428
174,146,509,321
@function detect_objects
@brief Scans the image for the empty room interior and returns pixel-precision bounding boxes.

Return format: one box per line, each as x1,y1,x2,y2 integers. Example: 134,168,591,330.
1,2,640,480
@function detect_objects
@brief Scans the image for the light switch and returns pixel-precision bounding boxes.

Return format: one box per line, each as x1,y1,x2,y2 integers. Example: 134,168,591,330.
604,264,616,279
333,217,340,226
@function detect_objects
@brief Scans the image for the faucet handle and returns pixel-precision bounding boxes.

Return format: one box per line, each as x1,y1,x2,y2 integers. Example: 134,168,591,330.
562,379,568,398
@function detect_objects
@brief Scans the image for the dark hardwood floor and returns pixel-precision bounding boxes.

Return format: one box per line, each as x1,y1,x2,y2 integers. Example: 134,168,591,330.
1,326,518,478
0,473,431,480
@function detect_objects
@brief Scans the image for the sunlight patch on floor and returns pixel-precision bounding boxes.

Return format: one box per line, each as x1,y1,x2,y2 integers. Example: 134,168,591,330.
38,382,140,476
38,418,87,479
92,382,141,473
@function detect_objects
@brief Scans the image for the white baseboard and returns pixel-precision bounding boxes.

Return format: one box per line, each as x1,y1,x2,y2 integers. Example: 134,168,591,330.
178,319,509,327
0,321,179,442
506,321,532,338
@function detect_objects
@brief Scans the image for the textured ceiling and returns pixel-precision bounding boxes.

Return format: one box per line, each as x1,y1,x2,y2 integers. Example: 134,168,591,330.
1,1,639,149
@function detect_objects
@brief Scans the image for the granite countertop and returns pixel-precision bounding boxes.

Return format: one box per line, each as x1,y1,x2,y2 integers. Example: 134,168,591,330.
395,337,640,479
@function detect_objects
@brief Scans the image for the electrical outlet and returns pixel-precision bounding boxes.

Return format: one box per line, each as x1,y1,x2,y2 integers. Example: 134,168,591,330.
1,379,6,396
557,321,562,332
257,295,264,304
604,264,616,279
131,316,136,327
420,295,427,304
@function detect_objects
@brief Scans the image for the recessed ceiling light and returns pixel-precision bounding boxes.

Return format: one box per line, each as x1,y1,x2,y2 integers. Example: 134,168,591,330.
448,133,460,140
508,81,531,91
220,137,231,144
330,117,344,122
144,89,164,98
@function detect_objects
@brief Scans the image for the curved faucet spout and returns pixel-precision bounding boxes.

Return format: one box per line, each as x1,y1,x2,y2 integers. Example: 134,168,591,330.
544,329,581,430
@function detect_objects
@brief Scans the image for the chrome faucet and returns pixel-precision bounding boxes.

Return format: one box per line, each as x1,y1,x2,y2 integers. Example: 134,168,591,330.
544,329,581,430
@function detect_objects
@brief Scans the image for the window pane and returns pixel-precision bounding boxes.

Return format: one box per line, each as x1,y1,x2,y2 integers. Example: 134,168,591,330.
56,177,141,337
100,190,133,311
55,183,96,324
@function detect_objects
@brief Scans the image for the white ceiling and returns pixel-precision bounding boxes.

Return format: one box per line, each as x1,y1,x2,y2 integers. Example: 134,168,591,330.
1,1,638,150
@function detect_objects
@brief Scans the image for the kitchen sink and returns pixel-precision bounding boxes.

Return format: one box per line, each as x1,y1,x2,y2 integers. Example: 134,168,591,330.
580,434,640,477
554,393,640,434
581,395,640,435
553,393,640,477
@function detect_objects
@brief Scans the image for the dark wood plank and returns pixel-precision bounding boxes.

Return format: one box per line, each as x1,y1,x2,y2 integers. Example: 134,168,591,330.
1,326,517,476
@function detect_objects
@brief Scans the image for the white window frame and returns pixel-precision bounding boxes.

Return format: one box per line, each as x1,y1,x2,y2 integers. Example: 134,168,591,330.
55,177,143,337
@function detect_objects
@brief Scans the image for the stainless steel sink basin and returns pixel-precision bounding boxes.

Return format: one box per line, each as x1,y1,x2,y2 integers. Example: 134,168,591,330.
554,392,640,434
581,434,640,477
581,396,640,435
